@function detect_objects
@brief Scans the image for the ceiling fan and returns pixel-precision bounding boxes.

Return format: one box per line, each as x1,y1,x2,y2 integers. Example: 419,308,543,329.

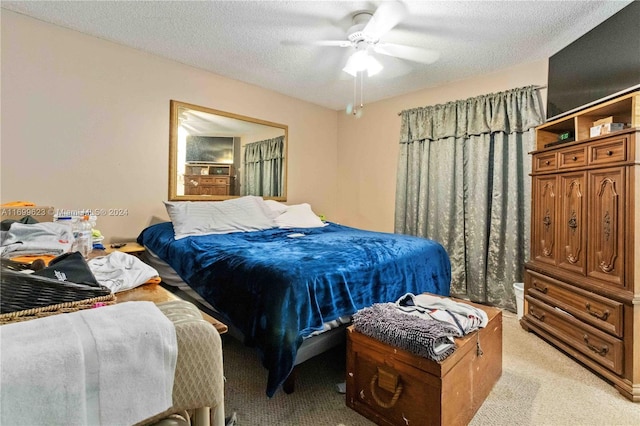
303,1,441,77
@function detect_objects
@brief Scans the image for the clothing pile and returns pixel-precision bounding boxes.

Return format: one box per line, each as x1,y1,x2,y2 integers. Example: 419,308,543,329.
88,251,158,293
1,216,158,293
1,221,74,258
352,293,488,361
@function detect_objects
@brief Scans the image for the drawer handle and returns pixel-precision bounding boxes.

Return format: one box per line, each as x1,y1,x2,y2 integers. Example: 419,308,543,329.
545,160,550,165
572,156,577,161
532,283,548,294
583,335,609,357
585,303,610,321
606,150,613,156
370,373,403,408
529,308,545,321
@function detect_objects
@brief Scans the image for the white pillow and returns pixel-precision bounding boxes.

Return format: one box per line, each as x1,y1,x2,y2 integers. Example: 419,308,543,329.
263,199,288,216
275,203,327,229
164,196,276,239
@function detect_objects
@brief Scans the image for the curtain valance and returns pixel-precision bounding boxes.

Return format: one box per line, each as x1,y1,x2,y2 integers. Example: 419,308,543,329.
399,86,543,143
244,136,285,163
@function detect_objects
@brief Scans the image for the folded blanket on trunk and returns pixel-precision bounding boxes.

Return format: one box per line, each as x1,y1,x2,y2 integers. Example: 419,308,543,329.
396,292,489,335
352,302,460,361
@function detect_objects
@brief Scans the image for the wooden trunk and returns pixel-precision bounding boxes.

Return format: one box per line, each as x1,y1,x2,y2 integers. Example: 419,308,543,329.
346,301,502,426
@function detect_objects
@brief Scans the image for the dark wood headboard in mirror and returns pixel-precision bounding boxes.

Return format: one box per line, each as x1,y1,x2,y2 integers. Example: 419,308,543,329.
168,100,288,201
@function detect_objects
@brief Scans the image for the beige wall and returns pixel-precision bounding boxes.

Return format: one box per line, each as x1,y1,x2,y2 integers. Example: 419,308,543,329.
1,11,338,242
334,59,548,232
2,10,549,241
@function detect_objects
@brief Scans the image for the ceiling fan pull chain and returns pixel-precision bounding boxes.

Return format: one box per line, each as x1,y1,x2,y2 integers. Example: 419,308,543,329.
351,73,357,115
360,71,364,109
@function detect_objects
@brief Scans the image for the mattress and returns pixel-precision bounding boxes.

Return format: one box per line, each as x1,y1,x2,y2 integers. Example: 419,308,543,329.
138,221,451,396
144,248,351,342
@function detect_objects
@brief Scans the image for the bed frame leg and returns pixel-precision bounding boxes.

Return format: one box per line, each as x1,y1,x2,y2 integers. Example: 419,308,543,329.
282,367,297,394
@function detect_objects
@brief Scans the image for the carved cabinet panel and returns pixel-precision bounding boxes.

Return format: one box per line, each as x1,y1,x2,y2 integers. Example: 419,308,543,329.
558,172,586,275
587,168,625,288
531,175,557,266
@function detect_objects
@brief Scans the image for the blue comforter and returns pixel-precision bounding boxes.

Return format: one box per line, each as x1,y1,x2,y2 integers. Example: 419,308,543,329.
138,222,451,396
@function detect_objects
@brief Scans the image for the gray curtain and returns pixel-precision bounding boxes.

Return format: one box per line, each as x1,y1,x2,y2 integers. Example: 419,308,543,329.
243,136,285,197
394,86,543,310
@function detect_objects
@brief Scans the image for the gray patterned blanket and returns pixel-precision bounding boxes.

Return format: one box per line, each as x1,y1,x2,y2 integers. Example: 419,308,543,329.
352,302,461,361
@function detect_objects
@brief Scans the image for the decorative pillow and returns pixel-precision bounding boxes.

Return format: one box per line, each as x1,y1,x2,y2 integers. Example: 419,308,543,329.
275,203,327,229
164,196,276,239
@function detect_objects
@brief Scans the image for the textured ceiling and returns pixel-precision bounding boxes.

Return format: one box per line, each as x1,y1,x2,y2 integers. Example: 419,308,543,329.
1,1,633,110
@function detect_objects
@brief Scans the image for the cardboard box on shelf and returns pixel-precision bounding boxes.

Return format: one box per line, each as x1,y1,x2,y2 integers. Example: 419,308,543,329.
590,122,625,137
592,116,613,127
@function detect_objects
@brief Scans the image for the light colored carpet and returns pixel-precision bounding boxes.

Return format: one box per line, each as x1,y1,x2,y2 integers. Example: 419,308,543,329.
222,311,640,425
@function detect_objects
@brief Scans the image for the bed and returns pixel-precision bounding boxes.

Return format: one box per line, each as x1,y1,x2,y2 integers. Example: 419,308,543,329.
138,198,451,397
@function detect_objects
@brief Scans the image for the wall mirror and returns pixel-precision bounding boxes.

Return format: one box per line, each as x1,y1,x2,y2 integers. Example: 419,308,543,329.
169,100,288,201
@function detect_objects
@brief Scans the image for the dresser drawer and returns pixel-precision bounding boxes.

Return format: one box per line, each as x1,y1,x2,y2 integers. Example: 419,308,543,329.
199,176,217,185
533,152,557,172
588,137,627,165
200,176,229,185
558,146,587,169
526,297,623,375
526,271,623,337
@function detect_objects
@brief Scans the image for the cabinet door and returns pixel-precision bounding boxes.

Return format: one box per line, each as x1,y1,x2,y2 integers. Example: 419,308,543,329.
198,186,217,196
587,168,625,287
531,175,557,266
211,186,229,196
557,172,587,275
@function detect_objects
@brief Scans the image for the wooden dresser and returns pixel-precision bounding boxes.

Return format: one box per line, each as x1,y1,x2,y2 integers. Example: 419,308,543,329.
522,91,640,401
183,163,235,196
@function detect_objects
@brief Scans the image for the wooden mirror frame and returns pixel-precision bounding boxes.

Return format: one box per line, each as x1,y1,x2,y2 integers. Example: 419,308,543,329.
168,100,288,201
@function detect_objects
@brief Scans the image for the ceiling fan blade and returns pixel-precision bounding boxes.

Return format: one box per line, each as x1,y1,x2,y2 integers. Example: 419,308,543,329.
363,0,408,39
374,43,441,64
281,39,351,47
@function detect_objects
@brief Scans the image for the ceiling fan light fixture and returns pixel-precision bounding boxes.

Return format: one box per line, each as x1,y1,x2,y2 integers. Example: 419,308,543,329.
342,49,383,77
365,56,383,77
342,50,366,76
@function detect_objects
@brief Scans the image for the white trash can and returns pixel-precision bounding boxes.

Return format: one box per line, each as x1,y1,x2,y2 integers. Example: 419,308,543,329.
513,282,524,319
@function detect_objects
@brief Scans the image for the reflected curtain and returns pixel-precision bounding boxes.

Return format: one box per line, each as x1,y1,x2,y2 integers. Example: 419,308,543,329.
243,136,285,197
394,86,543,310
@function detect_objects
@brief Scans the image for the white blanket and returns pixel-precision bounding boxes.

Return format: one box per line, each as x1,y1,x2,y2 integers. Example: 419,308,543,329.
0,302,177,425
396,293,489,335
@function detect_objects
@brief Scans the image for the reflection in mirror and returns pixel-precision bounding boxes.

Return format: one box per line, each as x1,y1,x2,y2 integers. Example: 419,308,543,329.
169,100,288,201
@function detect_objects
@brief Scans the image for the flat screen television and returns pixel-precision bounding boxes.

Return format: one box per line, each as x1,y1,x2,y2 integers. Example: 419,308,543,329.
185,136,234,164
546,1,640,121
